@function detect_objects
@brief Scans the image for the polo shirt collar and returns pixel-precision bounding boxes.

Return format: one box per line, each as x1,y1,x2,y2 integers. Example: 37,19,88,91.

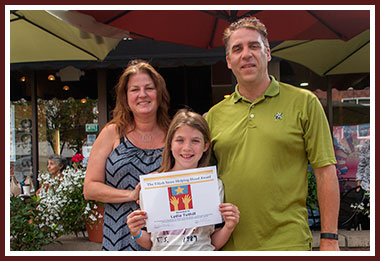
233,75,280,103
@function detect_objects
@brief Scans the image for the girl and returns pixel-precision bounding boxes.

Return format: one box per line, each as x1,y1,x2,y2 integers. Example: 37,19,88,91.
127,109,240,251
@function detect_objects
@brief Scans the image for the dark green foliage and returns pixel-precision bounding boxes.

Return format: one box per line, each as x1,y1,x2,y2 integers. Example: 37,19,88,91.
307,170,319,210
10,196,59,251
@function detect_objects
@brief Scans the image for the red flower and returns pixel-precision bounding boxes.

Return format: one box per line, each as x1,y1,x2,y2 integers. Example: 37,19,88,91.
72,154,84,163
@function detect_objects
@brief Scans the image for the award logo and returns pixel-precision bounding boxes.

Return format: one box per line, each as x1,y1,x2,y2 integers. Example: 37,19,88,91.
168,185,193,211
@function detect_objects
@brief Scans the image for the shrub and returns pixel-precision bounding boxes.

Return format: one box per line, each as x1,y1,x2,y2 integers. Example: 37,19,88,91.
36,154,102,236
10,196,59,251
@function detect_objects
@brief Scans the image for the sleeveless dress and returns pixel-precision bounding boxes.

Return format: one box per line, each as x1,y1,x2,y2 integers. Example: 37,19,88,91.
102,137,163,251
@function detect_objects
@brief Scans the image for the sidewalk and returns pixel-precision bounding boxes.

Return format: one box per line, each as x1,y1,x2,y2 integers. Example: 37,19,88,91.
312,230,370,250
42,229,371,251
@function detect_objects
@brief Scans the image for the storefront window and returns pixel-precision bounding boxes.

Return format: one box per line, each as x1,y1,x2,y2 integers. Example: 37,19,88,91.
331,85,370,193
37,97,98,171
10,68,98,192
10,99,33,189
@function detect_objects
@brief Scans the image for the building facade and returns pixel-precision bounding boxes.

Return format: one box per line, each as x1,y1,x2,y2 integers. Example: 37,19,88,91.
9,57,370,197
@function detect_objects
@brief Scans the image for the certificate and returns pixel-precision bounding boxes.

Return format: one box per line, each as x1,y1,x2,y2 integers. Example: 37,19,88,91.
140,166,222,232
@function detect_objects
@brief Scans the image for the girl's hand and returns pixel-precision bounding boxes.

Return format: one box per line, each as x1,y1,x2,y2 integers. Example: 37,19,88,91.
126,209,147,237
219,203,240,230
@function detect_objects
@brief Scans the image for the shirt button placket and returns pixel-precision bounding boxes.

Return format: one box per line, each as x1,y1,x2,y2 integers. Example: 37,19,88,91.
248,104,256,128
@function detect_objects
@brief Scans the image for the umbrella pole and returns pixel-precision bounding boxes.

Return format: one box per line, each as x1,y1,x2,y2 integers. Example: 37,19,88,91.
30,71,39,190
326,76,334,135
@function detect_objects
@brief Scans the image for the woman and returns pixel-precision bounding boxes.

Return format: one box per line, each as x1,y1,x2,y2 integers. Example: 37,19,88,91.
47,154,66,177
84,59,171,251
36,154,67,195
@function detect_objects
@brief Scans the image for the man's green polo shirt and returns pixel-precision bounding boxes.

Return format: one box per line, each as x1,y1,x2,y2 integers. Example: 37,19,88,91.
206,76,337,251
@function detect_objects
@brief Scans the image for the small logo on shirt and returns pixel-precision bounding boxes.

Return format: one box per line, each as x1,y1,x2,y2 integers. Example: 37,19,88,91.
274,112,283,121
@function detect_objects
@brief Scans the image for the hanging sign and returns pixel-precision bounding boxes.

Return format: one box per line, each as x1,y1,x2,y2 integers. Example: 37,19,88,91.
85,123,98,133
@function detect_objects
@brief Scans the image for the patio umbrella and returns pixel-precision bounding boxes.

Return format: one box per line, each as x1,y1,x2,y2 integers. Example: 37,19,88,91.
10,10,126,63
74,10,370,49
271,29,370,76
271,29,370,133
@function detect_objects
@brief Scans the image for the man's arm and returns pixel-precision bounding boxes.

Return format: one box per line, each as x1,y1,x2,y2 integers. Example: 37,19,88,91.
314,164,340,251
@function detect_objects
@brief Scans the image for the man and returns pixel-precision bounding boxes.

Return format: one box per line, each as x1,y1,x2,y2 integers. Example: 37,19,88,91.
206,17,340,251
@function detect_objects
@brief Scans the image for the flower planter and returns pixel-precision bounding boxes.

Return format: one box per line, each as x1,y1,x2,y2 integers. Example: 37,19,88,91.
85,203,104,243
86,220,104,243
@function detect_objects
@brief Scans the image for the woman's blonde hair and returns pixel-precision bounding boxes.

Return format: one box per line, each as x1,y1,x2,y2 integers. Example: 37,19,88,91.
159,109,211,172
108,59,171,136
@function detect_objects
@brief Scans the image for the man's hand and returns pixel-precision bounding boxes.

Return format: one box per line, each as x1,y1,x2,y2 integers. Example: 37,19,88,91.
320,238,340,251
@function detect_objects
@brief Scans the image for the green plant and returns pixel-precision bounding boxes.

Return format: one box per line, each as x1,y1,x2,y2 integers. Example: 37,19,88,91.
10,196,59,251
36,154,102,236
84,201,104,228
307,170,318,210
351,190,370,217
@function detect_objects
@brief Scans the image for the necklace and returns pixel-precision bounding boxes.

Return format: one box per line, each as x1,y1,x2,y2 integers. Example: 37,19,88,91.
134,128,153,143
141,133,152,143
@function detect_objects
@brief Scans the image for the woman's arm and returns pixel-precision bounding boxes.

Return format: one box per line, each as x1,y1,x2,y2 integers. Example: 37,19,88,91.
83,124,140,203
211,203,240,250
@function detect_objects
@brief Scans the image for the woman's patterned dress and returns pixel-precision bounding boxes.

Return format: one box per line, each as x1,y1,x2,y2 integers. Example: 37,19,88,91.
102,137,163,251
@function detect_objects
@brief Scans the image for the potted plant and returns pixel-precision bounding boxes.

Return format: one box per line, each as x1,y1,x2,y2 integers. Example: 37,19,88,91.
71,153,104,242
84,201,104,242
36,154,104,241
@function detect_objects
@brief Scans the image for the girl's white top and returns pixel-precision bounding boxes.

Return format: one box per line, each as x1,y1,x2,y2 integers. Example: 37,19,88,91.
150,179,224,251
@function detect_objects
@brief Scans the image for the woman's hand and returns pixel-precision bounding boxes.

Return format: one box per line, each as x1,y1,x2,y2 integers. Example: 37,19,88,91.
126,209,147,237
219,203,240,230
131,183,141,203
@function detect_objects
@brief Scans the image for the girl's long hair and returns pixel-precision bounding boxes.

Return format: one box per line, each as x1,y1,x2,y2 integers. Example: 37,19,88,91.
159,109,211,173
